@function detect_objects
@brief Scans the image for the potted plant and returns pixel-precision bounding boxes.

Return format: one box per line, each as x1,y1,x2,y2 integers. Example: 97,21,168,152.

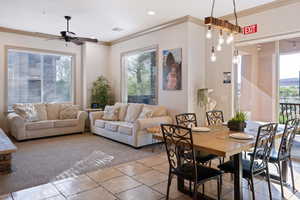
91,76,114,109
227,112,247,132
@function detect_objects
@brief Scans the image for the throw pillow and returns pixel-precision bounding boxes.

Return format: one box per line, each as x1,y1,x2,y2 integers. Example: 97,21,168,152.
59,105,80,120
13,104,39,122
102,106,119,121
114,103,128,121
124,103,143,123
34,103,47,121
138,107,153,119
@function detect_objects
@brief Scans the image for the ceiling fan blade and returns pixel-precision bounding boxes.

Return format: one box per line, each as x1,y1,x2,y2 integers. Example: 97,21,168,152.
76,37,98,43
45,36,64,41
71,39,84,45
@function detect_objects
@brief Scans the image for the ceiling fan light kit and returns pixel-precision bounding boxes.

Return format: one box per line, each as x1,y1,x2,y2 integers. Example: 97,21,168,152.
205,0,243,63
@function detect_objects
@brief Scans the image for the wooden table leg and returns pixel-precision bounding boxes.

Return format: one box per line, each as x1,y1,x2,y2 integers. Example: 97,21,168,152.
233,153,243,200
0,153,12,174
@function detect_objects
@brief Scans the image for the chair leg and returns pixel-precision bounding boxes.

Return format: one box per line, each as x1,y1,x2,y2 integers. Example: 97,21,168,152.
289,158,296,192
193,183,199,200
278,161,285,198
250,176,255,200
266,165,273,200
217,176,221,200
166,172,172,200
202,184,205,195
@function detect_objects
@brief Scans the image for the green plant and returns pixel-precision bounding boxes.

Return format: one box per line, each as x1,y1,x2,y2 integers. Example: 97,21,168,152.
228,111,247,123
91,76,114,106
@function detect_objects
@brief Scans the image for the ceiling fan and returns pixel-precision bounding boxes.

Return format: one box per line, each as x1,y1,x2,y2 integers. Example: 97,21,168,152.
50,16,98,45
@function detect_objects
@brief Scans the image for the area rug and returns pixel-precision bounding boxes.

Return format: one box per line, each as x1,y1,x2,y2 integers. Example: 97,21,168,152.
0,133,163,195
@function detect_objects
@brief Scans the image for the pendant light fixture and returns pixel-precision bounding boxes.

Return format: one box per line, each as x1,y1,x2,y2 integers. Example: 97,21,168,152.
205,0,243,63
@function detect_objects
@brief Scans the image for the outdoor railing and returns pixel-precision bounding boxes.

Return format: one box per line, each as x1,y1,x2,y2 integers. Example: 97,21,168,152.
279,103,300,124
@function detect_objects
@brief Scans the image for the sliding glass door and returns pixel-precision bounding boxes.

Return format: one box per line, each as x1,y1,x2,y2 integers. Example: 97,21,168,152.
235,36,300,123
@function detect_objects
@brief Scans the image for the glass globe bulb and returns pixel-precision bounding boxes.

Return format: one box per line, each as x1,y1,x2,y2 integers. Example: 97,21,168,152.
218,30,224,45
226,33,234,44
211,53,216,62
206,26,212,39
217,44,222,51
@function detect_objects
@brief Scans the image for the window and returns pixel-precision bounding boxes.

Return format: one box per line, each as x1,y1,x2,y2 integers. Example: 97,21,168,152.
7,48,73,110
121,47,158,105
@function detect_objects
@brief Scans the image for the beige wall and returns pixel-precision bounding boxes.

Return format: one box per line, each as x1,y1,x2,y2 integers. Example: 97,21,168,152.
238,43,277,122
82,43,110,108
108,22,206,118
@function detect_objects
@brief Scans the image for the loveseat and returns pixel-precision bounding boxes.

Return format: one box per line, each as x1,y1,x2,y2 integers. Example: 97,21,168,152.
90,103,172,148
7,103,87,141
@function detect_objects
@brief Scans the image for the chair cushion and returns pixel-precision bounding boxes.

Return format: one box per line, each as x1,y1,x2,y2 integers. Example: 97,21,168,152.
104,122,119,132
172,163,223,182
218,159,263,178
248,148,288,163
54,119,78,128
114,103,128,121
26,121,54,131
118,122,134,136
59,105,80,120
184,151,218,164
125,103,143,122
103,106,119,121
95,120,106,128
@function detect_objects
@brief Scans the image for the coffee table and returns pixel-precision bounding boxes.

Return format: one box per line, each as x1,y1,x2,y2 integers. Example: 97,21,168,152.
0,129,17,174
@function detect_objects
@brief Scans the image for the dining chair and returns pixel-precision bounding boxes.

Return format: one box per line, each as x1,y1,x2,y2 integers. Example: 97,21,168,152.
218,123,278,200
176,113,221,165
257,118,299,198
161,124,223,200
206,110,224,126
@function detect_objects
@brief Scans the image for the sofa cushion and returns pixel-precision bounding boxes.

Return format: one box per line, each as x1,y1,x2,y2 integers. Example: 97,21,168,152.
124,103,144,123
104,121,119,132
26,121,54,131
46,103,61,120
143,105,168,117
118,122,134,136
103,106,119,121
95,120,106,128
114,103,128,121
59,105,80,120
54,119,78,128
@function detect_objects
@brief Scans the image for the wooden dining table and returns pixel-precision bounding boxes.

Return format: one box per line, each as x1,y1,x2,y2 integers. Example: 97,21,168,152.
151,121,285,200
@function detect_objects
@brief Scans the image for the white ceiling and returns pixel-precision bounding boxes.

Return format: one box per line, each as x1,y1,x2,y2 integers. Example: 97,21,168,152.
0,0,276,42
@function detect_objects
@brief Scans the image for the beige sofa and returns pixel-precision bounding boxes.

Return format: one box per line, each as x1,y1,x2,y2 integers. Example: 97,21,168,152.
90,103,172,148
7,103,87,141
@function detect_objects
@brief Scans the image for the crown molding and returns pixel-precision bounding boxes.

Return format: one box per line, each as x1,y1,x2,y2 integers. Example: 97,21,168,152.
0,26,111,46
110,15,205,45
221,0,300,21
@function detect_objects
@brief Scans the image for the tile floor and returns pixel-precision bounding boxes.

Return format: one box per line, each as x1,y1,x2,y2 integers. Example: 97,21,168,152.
2,153,300,200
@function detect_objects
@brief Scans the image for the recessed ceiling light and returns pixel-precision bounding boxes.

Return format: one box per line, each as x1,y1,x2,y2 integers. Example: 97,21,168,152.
147,10,156,16
112,27,124,32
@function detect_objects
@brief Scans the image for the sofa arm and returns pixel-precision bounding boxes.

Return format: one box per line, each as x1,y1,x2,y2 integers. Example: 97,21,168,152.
135,116,173,131
77,111,88,121
89,111,104,126
7,113,26,140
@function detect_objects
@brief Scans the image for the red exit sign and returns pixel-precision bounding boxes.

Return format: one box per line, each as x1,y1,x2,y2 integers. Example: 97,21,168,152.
243,24,258,35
